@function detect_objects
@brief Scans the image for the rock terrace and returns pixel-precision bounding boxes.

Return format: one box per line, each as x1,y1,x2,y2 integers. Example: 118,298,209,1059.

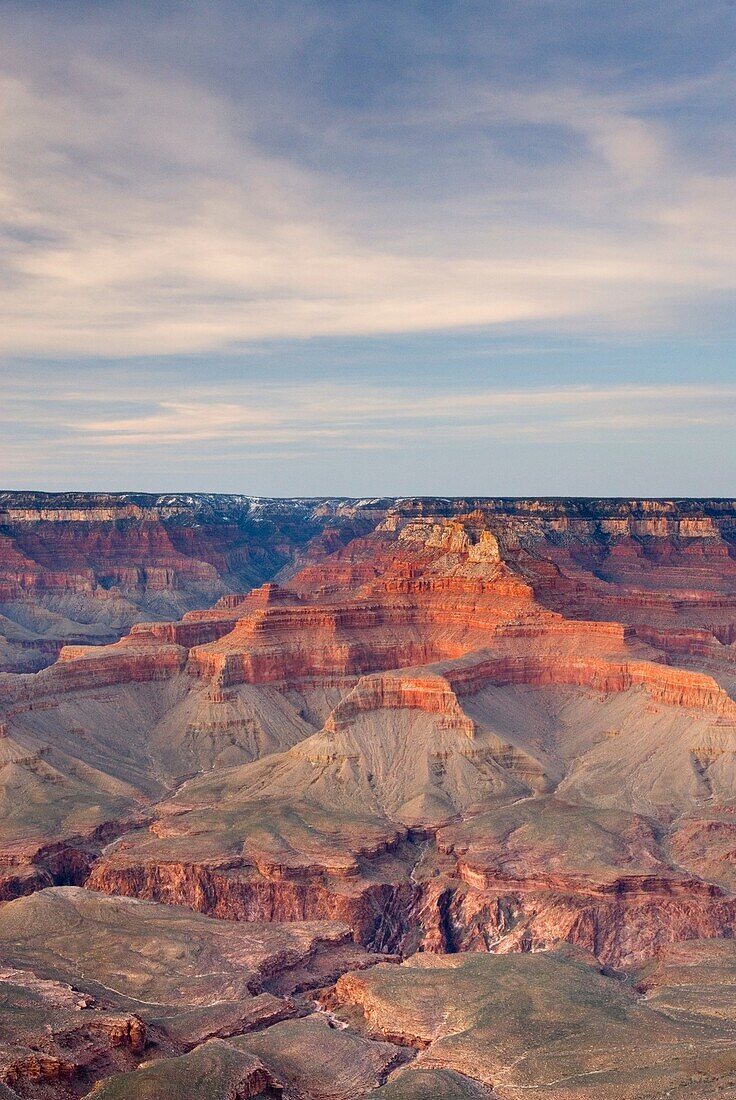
2,496,736,1097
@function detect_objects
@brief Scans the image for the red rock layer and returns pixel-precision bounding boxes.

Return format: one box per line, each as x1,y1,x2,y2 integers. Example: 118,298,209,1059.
0,520,221,601
3,497,736,979
86,859,419,952
324,674,475,737
436,879,736,967
443,652,736,716
0,639,187,705
85,848,736,968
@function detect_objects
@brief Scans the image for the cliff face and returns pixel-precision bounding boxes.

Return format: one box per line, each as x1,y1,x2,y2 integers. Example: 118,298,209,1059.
2,493,735,672
3,495,736,1096
0,493,372,673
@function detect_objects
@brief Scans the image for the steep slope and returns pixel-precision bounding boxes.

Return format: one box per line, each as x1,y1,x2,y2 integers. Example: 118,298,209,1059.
3,503,736,958
3,497,736,1097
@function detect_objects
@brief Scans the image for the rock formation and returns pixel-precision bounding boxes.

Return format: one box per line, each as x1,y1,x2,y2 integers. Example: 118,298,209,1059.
2,495,736,1096
328,944,736,1098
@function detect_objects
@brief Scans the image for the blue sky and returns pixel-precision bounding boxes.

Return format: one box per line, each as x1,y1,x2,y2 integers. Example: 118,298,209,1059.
1,0,735,495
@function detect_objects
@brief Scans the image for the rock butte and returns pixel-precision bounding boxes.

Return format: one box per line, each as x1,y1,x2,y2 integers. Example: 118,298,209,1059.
3,494,736,1096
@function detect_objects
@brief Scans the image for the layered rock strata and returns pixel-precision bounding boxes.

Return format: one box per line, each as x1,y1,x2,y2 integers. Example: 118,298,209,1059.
2,498,736,1096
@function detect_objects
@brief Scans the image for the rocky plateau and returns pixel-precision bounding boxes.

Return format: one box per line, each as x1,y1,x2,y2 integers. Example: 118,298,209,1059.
3,494,736,1097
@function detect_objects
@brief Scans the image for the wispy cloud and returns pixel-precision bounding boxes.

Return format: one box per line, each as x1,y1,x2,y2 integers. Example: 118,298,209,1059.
3,379,734,453
0,3,734,357
1,2,734,496
2,369,735,494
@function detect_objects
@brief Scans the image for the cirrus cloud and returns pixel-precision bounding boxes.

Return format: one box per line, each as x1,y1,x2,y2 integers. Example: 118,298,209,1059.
0,2,734,358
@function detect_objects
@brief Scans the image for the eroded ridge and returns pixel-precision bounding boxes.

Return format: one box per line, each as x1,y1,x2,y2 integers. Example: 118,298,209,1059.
3,498,736,1096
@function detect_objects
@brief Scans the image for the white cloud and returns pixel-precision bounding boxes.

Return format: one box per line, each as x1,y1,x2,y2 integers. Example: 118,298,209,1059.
2,374,735,492
0,18,734,358
18,381,736,450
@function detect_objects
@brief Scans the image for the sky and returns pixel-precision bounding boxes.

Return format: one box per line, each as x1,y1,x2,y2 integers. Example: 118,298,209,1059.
1,0,735,497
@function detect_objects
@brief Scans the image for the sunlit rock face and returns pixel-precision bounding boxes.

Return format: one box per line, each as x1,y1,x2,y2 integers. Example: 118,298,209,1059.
3,495,736,1097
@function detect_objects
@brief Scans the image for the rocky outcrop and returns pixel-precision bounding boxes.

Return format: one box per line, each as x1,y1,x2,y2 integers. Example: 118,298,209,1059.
83,1040,285,1099
4,494,736,1098
0,962,147,1098
326,946,736,1098
86,859,420,952
435,878,736,967
631,623,736,665
0,641,186,707
54,639,187,686
3,493,735,674
444,651,736,716
0,494,374,673
325,673,475,737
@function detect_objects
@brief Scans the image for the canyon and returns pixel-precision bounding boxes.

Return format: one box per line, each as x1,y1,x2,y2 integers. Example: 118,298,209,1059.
3,494,736,1096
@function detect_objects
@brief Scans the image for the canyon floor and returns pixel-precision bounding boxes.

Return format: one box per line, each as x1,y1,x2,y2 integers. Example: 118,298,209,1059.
3,493,736,1097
